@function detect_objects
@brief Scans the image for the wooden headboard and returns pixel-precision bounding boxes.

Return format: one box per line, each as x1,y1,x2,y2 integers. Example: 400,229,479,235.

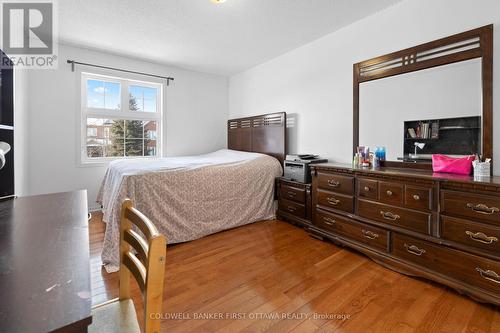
228,112,286,166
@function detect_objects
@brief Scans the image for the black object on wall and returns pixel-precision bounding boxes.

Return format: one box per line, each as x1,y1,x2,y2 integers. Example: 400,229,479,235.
0,50,14,199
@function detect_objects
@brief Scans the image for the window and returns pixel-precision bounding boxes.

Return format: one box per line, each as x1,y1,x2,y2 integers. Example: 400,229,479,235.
81,73,162,163
147,130,157,140
87,127,97,137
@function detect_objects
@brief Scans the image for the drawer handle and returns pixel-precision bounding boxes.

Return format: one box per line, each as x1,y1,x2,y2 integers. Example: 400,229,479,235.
386,190,393,196
327,197,340,206
287,191,297,197
466,203,499,215
465,231,498,244
362,229,379,240
328,180,340,187
364,186,370,192
287,206,297,212
323,217,336,225
413,194,420,201
476,267,500,284
404,243,426,256
380,210,400,221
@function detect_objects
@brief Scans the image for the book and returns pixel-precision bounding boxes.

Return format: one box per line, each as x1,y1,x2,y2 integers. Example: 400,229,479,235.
422,122,430,138
408,128,417,138
431,122,439,138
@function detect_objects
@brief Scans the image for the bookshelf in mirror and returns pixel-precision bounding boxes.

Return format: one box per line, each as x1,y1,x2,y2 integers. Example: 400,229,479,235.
309,163,500,306
402,116,481,162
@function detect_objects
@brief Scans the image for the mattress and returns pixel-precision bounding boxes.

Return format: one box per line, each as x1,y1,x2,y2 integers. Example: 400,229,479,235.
96,149,282,272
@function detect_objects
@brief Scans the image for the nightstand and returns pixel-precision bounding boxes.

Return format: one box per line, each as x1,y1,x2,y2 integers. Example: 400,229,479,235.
276,177,312,227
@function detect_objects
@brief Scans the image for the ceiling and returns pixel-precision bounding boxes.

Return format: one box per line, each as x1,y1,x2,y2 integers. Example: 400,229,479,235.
59,0,401,76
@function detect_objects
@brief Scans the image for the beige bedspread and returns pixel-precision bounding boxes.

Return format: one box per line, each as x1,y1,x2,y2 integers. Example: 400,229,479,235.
97,149,282,272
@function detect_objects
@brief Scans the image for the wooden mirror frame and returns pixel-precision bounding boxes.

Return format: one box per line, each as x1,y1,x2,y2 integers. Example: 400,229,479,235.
353,25,493,169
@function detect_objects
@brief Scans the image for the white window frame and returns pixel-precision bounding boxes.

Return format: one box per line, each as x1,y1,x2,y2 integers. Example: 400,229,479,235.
79,71,164,165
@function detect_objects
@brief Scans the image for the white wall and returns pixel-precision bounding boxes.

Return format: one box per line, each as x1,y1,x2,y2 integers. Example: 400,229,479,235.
228,0,500,175
14,68,29,196
21,44,227,210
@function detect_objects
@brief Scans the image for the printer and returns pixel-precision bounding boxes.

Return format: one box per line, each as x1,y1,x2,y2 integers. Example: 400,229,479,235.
284,154,327,183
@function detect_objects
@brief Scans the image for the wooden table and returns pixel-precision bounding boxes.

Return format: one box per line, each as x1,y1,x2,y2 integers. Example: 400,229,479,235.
0,190,92,333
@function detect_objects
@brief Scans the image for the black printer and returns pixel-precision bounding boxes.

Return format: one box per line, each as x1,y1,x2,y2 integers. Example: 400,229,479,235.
283,154,327,183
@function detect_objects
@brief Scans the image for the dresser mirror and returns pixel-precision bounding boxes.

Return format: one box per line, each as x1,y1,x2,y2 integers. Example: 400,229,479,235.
353,25,493,168
359,59,482,162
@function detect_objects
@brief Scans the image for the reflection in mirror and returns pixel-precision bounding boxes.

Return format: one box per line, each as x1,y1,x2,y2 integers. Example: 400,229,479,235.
359,58,482,162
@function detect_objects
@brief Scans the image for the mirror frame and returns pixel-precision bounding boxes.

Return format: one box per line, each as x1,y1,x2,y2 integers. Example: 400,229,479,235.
353,25,493,169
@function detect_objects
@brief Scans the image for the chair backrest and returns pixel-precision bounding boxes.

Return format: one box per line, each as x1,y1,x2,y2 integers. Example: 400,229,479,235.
119,199,166,333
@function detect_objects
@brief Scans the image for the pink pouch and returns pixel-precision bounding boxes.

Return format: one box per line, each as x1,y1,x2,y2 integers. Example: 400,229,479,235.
432,154,475,175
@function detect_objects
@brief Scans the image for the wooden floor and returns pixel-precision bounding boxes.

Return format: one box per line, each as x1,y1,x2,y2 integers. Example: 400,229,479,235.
90,212,500,332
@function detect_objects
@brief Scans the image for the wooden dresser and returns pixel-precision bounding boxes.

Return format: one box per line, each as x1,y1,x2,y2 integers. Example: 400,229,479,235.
276,177,312,227
310,164,500,306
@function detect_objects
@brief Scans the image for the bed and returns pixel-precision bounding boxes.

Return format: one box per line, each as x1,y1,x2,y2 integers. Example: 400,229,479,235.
97,112,286,272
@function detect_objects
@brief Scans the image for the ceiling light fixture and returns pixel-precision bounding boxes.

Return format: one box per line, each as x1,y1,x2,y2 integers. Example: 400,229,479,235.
211,0,227,3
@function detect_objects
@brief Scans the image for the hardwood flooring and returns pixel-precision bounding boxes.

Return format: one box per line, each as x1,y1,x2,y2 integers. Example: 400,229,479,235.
89,212,500,332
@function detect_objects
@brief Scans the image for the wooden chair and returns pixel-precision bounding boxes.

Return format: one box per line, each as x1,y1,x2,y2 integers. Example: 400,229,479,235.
89,199,167,333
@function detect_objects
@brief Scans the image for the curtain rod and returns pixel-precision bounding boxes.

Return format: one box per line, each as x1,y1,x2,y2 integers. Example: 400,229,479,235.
66,60,174,86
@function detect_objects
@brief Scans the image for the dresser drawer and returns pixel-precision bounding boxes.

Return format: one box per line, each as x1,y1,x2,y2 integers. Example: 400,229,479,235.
317,189,354,214
279,198,306,218
357,199,431,235
393,233,500,295
441,190,500,225
317,172,354,195
315,209,340,233
442,215,500,256
379,182,404,206
314,209,389,252
405,185,432,211
357,178,378,200
280,184,305,204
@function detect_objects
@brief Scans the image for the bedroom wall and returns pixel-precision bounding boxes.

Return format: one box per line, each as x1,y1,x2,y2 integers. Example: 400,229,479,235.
21,44,228,210
228,0,500,175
